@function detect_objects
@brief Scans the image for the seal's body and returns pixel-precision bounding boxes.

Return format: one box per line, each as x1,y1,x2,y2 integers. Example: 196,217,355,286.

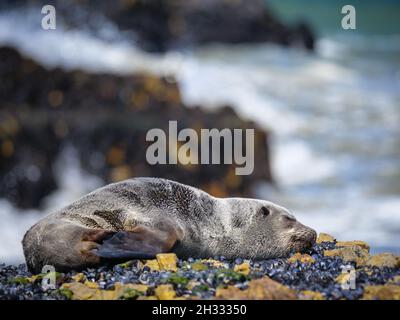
23,178,316,273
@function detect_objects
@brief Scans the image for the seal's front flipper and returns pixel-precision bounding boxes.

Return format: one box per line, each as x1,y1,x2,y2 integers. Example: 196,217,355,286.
95,224,179,260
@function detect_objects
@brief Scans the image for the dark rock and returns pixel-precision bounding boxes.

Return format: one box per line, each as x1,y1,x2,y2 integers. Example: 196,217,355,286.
0,46,273,209
0,0,315,52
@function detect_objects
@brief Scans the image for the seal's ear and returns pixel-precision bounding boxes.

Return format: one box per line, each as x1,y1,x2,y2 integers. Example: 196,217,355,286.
94,224,180,260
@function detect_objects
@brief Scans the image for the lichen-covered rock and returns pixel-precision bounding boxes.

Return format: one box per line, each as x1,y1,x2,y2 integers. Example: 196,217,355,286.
156,253,178,272
336,241,370,252
84,280,99,289
365,253,400,269
316,233,336,243
144,259,160,271
154,284,176,300
60,282,108,300
288,253,316,264
60,281,148,300
298,291,325,300
233,262,250,276
246,277,296,300
215,277,296,300
362,285,400,300
324,246,369,267
215,286,248,300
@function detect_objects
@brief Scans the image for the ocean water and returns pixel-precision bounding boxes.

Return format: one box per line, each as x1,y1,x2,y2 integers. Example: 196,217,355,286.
0,4,399,263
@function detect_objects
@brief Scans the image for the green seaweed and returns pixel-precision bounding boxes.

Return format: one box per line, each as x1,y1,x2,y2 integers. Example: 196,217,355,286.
8,276,30,285
119,288,143,300
167,273,190,286
118,260,133,268
192,284,209,293
191,262,208,271
215,268,249,283
58,288,73,300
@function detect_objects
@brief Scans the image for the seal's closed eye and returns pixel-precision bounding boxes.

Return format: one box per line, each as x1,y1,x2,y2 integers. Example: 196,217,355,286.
261,207,270,216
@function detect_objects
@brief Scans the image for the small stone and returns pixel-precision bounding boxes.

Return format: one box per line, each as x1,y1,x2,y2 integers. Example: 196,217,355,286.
362,284,400,300
336,241,370,252
298,290,325,300
288,253,316,265
156,253,178,272
233,262,250,276
365,253,400,269
246,277,296,300
143,259,160,271
316,233,336,243
155,284,176,300
60,282,98,300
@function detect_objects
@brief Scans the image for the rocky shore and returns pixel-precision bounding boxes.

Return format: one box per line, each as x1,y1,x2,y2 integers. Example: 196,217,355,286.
2,0,315,52
1,234,399,300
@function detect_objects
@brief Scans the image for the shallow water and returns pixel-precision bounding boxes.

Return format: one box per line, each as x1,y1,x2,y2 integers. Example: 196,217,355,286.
0,6,399,263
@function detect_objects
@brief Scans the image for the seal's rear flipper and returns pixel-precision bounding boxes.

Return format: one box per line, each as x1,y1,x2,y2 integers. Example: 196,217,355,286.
95,224,179,260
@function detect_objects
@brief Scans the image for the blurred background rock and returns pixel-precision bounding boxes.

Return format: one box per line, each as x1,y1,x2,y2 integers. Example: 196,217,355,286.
0,0,399,263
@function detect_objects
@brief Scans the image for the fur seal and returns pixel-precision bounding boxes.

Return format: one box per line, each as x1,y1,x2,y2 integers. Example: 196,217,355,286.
23,177,317,273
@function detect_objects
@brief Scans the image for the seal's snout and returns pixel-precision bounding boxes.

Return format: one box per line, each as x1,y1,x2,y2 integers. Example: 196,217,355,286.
306,228,317,248
289,224,317,252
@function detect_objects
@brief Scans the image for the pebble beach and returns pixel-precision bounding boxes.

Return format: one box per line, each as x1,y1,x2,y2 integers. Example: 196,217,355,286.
1,233,399,300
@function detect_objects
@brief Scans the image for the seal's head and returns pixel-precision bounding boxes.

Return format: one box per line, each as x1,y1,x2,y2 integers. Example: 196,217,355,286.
227,198,317,259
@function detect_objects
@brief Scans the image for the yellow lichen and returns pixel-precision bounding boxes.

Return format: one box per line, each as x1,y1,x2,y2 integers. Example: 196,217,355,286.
316,233,335,243
156,253,178,272
233,262,250,276
143,259,160,271
362,285,400,300
365,253,400,268
288,253,316,264
154,284,176,300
